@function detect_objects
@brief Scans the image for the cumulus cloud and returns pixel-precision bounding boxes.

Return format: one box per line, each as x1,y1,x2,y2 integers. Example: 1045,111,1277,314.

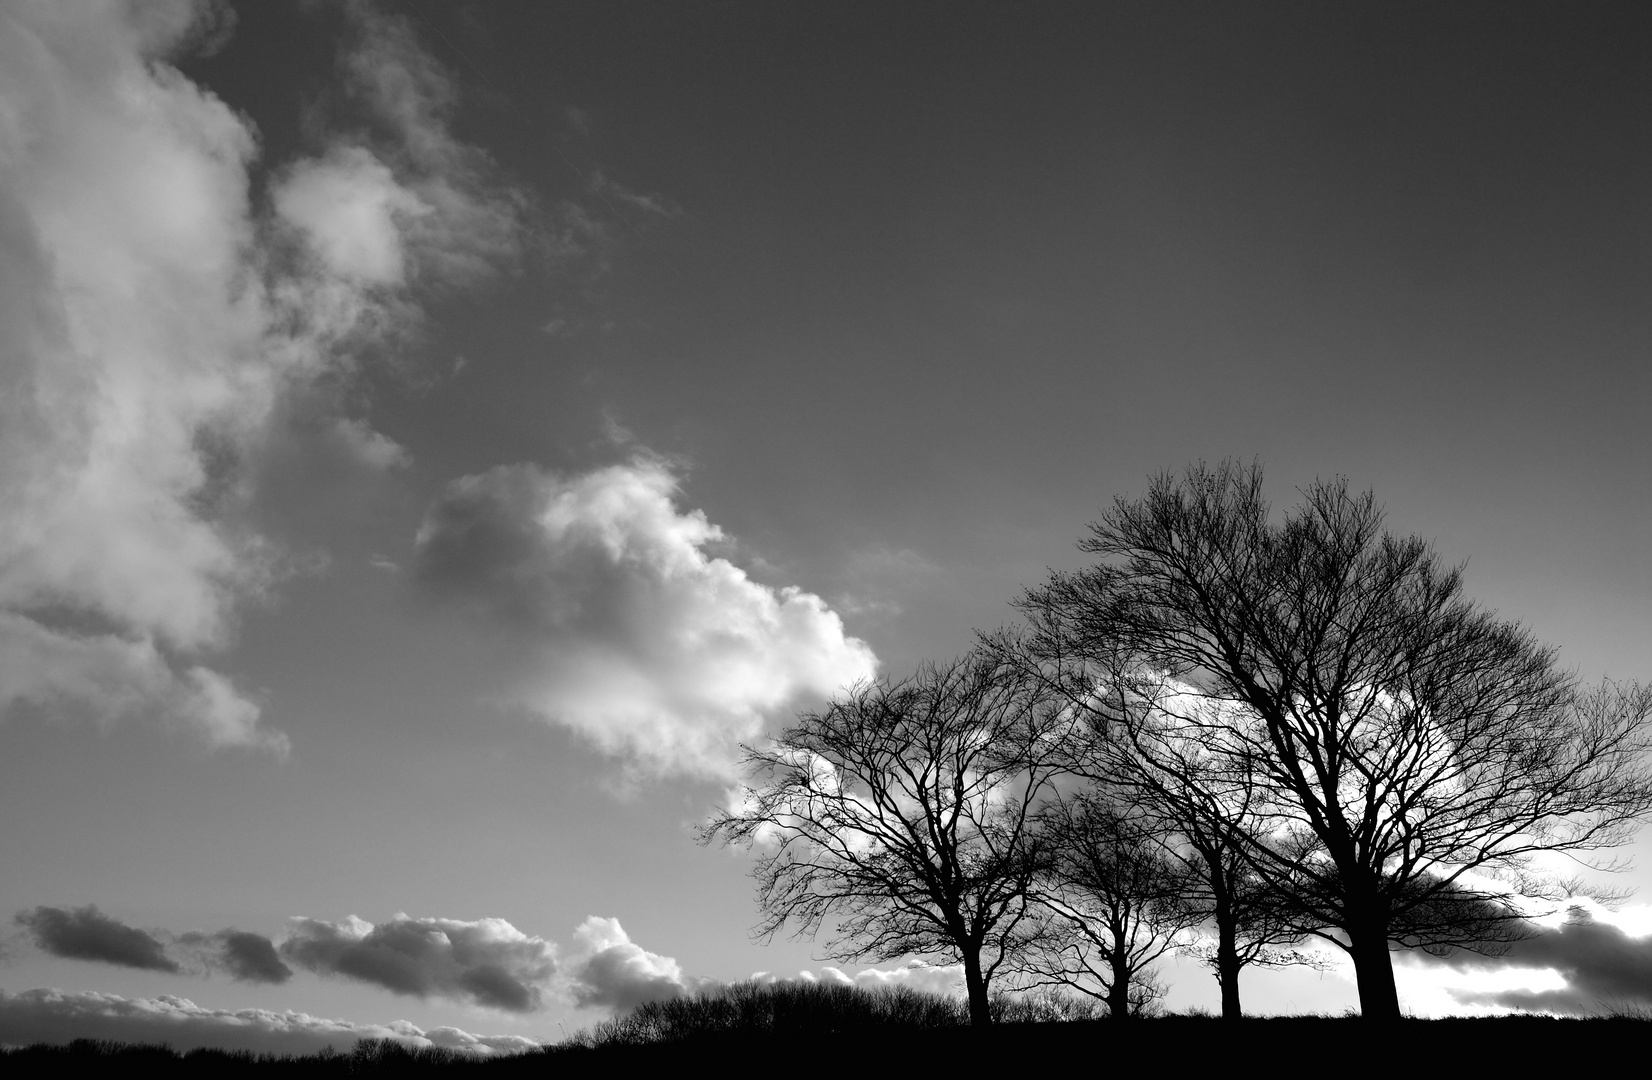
15,906,178,973
0,0,522,752
0,989,540,1056
562,917,700,1011
411,458,878,779
1411,905,1652,1015
279,915,557,1013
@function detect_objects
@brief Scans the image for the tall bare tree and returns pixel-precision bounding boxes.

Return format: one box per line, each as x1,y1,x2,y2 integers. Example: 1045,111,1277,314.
1016,460,1652,1019
701,652,1076,1026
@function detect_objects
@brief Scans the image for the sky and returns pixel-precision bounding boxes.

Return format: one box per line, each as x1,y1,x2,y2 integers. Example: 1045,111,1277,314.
0,0,1648,1051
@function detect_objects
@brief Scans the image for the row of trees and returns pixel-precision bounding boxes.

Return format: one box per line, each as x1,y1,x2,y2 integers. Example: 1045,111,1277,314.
704,462,1652,1023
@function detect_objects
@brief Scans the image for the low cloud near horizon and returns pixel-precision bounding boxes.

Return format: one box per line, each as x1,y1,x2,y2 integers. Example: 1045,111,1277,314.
279,915,557,1013
16,905,293,985
13,904,707,1016
412,458,878,780
0,989,540,1057
1407,904,1652,1015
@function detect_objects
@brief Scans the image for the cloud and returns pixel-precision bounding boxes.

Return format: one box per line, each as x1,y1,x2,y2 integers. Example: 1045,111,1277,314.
175,930,293,985
279,915,556,1013
0,989,539,1056
0,0,523,752
15,906,178,974
412,458,878,779
759,962,964,997
562,917,700,1011
1409,904,1652,1015
0,615,279,752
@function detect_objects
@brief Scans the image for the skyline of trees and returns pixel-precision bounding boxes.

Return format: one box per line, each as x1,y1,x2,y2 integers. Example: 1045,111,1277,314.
710,461,1652,1022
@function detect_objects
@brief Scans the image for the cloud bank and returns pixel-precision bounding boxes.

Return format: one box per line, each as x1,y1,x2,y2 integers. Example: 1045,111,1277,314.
12,904,704,1016
412,458,878,779
279,915,557,1013
17,905,294,985
0,0,523,752
0,989,539,1056
1413,905,1652,1015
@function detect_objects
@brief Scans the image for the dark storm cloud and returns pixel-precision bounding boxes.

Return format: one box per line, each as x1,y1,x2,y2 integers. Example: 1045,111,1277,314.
279,915,556,1012
1416,908,1652,1014
16,905,179,973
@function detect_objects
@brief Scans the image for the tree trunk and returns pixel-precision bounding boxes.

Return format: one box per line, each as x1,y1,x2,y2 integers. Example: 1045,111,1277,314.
1107,953,1132,1020
1215,913,1243,1020
962,949,991,1027
1347,919,1401,1020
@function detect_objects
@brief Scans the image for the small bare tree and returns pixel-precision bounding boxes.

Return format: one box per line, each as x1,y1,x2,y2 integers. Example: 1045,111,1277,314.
1021,792,1204,1019
1016,460,1652,1019
701,652,1077,1026
988,627,1319,1018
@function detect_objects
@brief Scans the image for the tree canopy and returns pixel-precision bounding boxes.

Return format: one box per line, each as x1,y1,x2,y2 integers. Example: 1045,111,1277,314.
702,652,1078,1025
1015,460,1652,1019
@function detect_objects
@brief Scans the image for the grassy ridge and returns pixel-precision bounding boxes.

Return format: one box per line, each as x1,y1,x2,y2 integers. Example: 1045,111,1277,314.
2,982,1646,1074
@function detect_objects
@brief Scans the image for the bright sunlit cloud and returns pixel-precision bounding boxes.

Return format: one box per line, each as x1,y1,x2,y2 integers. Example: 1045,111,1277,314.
412,457,878,780
0,0,524,754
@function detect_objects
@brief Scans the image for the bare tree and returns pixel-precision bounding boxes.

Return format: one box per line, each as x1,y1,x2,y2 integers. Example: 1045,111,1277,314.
701,652,1077,1026
988,627,1320,1018
1020,791,1203,1018
1157,787,1324,1018
1015,460,1652,1020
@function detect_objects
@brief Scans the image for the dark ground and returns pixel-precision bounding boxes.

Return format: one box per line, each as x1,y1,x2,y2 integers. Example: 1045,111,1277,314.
0,1017,1637,1075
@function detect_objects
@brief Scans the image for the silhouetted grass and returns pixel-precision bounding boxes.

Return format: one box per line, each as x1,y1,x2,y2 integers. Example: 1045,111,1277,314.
4,983,1650,1075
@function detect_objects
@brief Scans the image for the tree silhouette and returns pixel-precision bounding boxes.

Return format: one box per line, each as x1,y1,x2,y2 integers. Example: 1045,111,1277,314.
1020,792,1203,1018
702,652,1077,1026
1015,460,1652,1019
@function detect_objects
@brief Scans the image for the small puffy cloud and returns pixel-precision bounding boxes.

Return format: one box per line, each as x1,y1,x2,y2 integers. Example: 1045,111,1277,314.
0,989,539,1056
562,917,694,1011
273,147,427,286
1411,904,1652,1015
15,906,178,974
279,915,556,1013
411,458,878,779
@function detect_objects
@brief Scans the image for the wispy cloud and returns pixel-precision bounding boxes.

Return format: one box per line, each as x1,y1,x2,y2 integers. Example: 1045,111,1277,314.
411,457,878,780
0,988,540,1056
0,0,527,754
